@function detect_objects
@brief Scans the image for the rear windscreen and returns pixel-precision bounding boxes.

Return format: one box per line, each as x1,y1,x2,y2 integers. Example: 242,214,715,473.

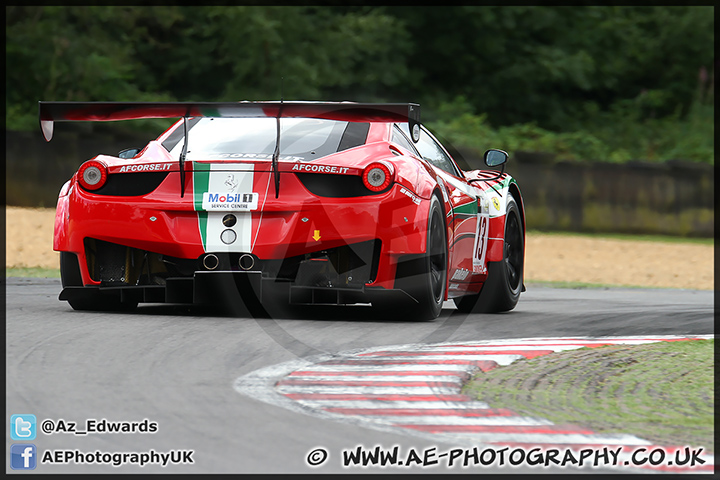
166,117,368,162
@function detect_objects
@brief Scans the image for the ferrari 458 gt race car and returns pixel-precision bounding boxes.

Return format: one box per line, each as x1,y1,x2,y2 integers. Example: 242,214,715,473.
41,101,525,320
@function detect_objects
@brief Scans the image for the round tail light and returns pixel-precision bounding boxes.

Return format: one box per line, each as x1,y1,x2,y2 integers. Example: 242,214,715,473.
362,162,393,192
77,160,108,190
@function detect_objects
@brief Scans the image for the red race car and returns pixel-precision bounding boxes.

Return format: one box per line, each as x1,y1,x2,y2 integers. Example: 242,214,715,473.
41,101,525,320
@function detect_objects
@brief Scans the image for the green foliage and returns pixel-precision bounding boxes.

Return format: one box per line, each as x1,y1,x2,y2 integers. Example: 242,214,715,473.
428,95,713,164
6,6,178,130
5,6,714,163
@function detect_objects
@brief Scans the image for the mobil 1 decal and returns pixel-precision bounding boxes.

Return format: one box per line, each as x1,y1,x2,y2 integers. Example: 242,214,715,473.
193,162,261,253
472,194,490,274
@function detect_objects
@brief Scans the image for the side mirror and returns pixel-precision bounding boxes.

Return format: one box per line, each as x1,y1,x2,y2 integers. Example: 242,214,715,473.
118,148,140,159
484,149,508,167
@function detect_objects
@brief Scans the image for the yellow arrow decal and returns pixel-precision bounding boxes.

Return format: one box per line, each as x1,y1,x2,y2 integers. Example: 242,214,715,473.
312,230,321,241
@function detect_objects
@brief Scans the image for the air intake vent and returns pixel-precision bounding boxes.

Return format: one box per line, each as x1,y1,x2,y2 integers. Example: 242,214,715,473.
295,173,389,197
81,172,169,196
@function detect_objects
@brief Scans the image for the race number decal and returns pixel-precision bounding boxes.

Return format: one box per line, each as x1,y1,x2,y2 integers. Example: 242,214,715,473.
472,196,490,274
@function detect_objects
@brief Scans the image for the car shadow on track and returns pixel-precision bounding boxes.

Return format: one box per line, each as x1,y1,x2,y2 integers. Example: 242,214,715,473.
129,302,461,323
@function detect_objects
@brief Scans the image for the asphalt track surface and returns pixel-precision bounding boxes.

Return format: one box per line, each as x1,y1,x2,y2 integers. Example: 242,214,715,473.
5,277,714,474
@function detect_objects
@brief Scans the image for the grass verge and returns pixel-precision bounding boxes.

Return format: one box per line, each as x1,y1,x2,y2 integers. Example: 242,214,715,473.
524,280,664,290
5,267,61,278
462,339,714,452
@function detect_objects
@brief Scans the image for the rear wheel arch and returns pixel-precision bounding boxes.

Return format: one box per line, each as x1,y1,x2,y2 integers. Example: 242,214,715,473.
375,193,448,320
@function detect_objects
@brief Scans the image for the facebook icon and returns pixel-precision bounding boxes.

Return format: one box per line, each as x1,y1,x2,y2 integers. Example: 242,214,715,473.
11,444,37,470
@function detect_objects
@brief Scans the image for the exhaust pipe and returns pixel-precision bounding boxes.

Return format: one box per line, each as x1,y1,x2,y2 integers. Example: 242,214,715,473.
203,254,219,270
239,254,255,271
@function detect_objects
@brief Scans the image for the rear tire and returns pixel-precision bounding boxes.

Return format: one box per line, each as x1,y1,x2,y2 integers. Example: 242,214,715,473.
60,252,138,311
454,194,524,313
375,195,447,320
60,251,83,288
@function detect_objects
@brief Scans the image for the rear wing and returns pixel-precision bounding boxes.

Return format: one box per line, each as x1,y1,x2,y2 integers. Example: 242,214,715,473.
38,101,421,142
39,100,421,199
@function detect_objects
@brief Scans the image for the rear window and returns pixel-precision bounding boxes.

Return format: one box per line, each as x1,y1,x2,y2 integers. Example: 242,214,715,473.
167,117,368,161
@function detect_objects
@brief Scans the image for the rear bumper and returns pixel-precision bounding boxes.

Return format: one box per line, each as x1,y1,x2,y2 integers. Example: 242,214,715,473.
55,173,431,290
